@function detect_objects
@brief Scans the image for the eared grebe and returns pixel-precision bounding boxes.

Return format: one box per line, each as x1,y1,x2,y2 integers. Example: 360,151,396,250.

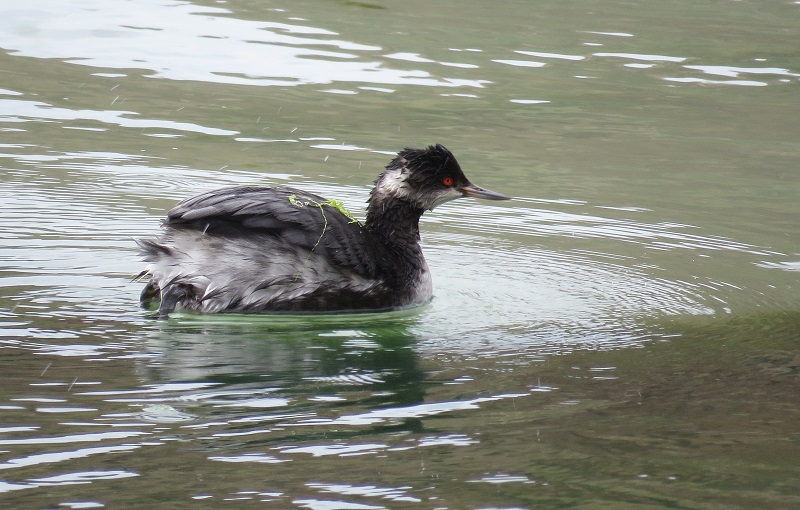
137,144,510,316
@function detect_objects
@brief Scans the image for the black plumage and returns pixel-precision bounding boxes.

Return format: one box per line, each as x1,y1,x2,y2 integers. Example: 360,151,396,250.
137,144,510,316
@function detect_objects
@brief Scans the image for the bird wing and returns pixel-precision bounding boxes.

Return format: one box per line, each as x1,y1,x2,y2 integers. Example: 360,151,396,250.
163,186,381,278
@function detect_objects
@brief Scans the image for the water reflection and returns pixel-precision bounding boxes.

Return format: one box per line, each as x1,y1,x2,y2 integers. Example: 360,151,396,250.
0,97,237,136
0,0,486,89
136,315,425,405
0,314,429,498
665,64,800,86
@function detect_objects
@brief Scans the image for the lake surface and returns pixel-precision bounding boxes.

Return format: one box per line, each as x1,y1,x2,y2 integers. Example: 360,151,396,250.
1,0,799,508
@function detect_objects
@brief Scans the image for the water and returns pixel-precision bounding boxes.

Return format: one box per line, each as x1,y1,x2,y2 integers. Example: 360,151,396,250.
1,0,799,507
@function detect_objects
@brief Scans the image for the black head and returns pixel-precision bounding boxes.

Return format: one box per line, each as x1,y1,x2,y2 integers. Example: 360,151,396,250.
372,144,511,211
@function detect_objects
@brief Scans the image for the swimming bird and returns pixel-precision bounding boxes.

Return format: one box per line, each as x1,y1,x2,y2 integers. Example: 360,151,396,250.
137,144,510,316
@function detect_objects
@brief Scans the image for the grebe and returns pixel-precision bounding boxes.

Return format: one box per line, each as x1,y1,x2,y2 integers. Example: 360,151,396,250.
138,144,510,316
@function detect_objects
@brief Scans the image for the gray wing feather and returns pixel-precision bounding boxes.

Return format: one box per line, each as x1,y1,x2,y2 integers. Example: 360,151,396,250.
164,186,380,278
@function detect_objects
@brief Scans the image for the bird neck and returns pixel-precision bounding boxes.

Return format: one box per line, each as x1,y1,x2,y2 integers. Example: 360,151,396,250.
364,195,425,248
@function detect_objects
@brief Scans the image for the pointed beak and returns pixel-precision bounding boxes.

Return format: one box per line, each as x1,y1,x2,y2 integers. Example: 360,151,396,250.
458,182,512,201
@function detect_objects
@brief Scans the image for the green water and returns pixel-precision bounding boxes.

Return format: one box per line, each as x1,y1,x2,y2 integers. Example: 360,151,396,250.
1,0,798,508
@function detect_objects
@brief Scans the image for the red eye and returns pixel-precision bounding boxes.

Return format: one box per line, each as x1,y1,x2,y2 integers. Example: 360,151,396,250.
442,176,454,187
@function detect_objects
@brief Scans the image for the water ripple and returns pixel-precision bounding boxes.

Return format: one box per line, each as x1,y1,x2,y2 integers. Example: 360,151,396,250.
0,98,237,136
0,431,149,446
297,394,528,427
306,483,421,504
0,444,142,470
0,0,486,89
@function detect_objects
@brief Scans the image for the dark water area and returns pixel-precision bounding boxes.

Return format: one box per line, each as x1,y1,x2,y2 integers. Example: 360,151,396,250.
1,312,798,508
1,0,799,508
